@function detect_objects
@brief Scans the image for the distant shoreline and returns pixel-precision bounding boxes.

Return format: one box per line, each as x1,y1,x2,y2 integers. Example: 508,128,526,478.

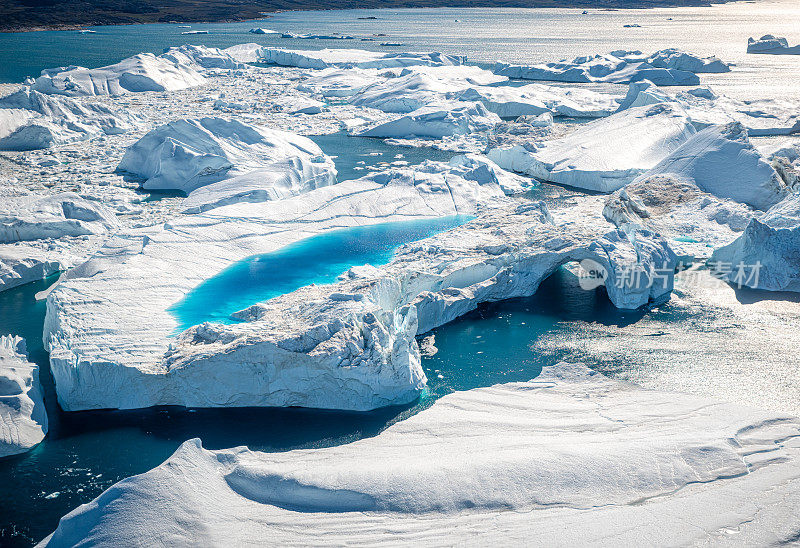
0,1,744,34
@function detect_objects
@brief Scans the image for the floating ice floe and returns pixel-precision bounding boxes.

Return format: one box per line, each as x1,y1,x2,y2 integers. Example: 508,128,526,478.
349,65,507,113
493,49,721,85
357,101,501,138
31,53,206,97
0,336,47,458
456,83,618,118
711,193,800,292
116,117,337,194
257,48,465,69
0,87,135,150
747,35,800,55
42,161,512,411
160,44,246,71
488,103,696,192
40,362,800,546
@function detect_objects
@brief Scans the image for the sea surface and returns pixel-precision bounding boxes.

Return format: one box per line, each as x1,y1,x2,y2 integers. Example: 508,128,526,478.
0,0,799,101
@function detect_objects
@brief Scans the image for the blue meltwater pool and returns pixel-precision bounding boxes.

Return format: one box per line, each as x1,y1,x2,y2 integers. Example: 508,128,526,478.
168,215,473,332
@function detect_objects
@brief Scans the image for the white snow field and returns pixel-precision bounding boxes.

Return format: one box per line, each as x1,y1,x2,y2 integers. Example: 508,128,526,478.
116,117,337,194
493,49,729,85
747,35,800,55
31,53,206,96
0,335,48,458
38,362,800,547
258,48,465,69
488,103,697,192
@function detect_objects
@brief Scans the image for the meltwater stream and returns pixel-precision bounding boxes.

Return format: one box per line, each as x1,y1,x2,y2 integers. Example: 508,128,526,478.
0,264,651,546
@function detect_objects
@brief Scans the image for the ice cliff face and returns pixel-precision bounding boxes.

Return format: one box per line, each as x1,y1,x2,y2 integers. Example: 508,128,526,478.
39,362,800,546
116,117,337,194
0,336,48,458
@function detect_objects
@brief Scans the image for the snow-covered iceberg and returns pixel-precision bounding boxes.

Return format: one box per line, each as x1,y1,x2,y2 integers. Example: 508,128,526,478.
644,48,730,73
494,50,705,85
223,43,265,63
616,80,800,137
258,48,465,70
747,35,800,55
0,190,119,244
116,117,337,194
629,122,790,211
488,103,696,192
710,193,800,292
456,83,618,118
31,53,206,97
348,65,506,113
0,336,48,458
358,101,500,139
0,87,134,150
248,28,279,35
38,362,800,546
160,45,245,71
42,157,674,411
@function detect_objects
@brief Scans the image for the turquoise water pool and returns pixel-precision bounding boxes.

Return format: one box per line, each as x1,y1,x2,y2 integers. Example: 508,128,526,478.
168,216,473,332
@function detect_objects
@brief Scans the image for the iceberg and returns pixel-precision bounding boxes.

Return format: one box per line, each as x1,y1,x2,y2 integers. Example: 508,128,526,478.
159,45,246,71
357,101,501,139
616,80,800,137
248,28,279,34
747,35,800,55
295,67,383,98
488,103,696,192
0,87,135,150
257,48,465,69
494,50,703,86
710,193,800,292
42,162,511,411
42,157,673,411
645,48,731,73
0,190,119,244
0,336,47,458
222,43,265,63
31,53,206,97
116,117,337,194
38,363,800,546
628,122,790,211
349,65,507,113
456,83,618,118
